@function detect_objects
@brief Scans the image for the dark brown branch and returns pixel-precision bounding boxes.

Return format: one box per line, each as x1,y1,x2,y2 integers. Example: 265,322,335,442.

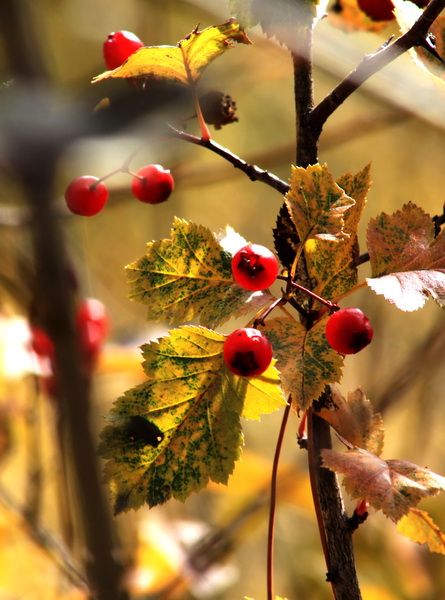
309,0,445,134
293,26,318,167
308,411,362,600
168,126,290,195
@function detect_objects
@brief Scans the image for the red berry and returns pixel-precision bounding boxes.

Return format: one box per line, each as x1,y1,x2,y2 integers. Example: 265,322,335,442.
325,308,373,355
103,30,144,70
76,298,109,354
232,244,279,291
30,326,54,359
357,0,395,21
131,165,174,204
223,328,273,377
65,176,108,216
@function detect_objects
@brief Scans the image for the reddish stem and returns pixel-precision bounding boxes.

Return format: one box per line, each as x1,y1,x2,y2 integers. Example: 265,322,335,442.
267,399,292,600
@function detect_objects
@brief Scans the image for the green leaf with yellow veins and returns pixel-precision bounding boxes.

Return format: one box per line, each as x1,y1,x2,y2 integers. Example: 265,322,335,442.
367,203,445,311
92,20,251,86
265,311,343,410
127,218,274,328
285,163,355,246
98,325,284,513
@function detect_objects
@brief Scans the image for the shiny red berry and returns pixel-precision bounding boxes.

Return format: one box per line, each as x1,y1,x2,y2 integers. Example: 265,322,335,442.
232,244,279,291
325,308,373,355
357,0,395,21
103,30,144,70
223,328,273,377
131,165,174,204
65,176,108,216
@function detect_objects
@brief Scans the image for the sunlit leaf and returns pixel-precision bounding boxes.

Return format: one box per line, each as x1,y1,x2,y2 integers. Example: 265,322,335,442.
322,447,445,522
317,385,384,456
397,508,445,554
265,311,343,410
92,20,251,86
367,203,445,310
127,218,274,328
285,163,355,244
99,325,285,512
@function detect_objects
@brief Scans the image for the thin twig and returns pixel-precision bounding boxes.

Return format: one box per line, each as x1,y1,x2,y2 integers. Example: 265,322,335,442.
168,126,290,195
309,0,445,134
267,399,292,600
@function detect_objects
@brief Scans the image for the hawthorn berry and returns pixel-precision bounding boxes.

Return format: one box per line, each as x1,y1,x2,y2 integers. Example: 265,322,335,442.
103,30,144,70
223,328,273,377
131,164,174,204
64,176,108,216
357,0,395,21
325,308,373,355
232,244,279,291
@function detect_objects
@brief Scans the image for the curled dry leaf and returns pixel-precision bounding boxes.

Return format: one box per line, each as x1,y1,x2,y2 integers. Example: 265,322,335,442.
322,447,445,522
316,385,384,456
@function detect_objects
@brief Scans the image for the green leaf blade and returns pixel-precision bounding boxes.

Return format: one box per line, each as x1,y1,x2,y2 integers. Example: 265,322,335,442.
127,218,274,328
265,312,343,410
99,325,285,513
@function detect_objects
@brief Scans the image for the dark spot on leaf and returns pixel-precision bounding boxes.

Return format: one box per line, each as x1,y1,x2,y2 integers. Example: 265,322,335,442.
125,415,164,447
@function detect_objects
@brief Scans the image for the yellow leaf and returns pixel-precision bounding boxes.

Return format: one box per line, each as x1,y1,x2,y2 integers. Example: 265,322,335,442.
92,20,252,86
397,508,445,554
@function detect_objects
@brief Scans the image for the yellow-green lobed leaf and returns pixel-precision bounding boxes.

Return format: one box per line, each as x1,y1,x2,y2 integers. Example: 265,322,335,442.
99,325,285,512
127,218,274,328
92,19,252,85
265,311,343,410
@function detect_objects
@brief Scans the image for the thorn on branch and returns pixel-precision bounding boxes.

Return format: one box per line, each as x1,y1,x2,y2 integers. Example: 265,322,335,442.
418,33,444,63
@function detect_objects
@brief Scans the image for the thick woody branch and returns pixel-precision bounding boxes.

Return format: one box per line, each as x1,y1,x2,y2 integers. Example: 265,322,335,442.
309,0,445,134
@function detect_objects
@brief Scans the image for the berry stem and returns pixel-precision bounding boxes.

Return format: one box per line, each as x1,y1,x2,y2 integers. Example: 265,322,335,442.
253,297,288,328
95,142,148,184
277,275,338,311
267,398,291,600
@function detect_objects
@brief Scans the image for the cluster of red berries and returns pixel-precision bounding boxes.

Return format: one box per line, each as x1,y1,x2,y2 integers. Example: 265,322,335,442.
64,30,174,216
223,243,374,377
357,0,429,22
64,165,175,216
30,298,110,396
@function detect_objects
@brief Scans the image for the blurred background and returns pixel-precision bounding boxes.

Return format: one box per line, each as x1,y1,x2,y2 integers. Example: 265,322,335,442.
1,0,445,598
